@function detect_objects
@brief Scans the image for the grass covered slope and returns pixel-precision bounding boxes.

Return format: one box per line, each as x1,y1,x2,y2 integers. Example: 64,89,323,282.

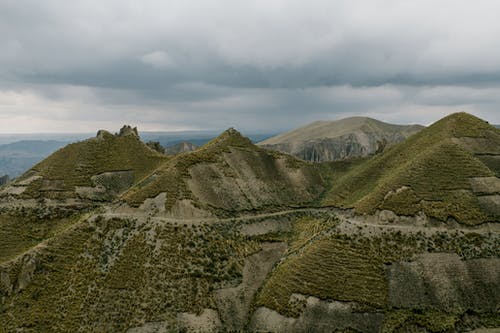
255,216,500,332
0,214,259,332
16,127,166,200
323,112,500,224
0,210,83,263
123,128,326,214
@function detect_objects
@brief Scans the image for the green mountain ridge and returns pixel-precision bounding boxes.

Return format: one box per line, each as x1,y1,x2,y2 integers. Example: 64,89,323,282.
123,127,325,215
323,112,500,224
5,126,167,202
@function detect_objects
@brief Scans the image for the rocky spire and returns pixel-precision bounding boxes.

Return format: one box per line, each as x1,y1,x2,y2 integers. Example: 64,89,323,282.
118,125,139,137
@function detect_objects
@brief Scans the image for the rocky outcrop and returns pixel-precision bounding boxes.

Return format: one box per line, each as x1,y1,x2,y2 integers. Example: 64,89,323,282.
118,125,139,137
96,125,139,140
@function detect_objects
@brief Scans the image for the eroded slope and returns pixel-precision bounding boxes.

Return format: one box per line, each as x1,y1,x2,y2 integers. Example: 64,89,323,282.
123,128,326,216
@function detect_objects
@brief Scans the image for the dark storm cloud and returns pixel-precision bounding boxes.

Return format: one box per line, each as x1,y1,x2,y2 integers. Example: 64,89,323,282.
1,0,500,132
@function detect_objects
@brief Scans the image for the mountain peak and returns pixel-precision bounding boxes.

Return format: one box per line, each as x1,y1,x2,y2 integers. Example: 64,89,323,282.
427,112,494,139
438,112,486,125
206,127,253,148
221,127,243,137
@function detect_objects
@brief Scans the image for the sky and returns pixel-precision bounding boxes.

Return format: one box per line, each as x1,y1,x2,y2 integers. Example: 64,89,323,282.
1,0,500,133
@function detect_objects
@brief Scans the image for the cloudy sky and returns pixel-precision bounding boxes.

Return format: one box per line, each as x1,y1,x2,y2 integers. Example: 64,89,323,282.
1,0,500,133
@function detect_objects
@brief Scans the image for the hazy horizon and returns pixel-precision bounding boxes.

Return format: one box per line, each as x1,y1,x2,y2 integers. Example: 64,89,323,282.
0,111,494,136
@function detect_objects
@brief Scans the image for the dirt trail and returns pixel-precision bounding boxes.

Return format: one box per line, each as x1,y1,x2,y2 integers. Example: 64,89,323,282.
100,206,500,235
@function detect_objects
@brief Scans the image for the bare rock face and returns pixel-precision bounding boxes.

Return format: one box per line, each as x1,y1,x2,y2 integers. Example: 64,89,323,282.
96,126,139,140
118,125,139,138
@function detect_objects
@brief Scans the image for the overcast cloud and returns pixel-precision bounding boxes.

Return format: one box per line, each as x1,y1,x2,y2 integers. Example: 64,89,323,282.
1,0,500,133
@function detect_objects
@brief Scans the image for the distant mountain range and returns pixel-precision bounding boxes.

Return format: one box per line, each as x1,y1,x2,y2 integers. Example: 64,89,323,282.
0,140,68,178
259,117,424,162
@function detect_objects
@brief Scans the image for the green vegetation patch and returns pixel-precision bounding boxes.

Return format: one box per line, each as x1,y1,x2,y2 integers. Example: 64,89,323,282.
0,210,83,263
257,236,389,315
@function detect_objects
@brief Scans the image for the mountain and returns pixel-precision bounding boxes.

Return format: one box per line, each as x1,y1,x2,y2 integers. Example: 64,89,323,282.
259,117,424,162
324,112,500,225
0,126,166,202
164,141,198,155
252,113,500,332
0,116,499,332
0,126,327,332
122,128,326,216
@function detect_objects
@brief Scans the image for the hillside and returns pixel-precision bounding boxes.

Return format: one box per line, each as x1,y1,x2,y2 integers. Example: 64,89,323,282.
123,128,326,216
252,213,499,332
0,126,166,202
324,112,500,224
259,117,423,162
0,116,499,332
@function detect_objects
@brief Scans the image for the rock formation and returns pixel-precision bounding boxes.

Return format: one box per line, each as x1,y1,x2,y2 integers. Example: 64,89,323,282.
117,125,139,137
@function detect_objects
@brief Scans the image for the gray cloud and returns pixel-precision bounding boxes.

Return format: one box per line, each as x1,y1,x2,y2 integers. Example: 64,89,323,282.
1,0,500,133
